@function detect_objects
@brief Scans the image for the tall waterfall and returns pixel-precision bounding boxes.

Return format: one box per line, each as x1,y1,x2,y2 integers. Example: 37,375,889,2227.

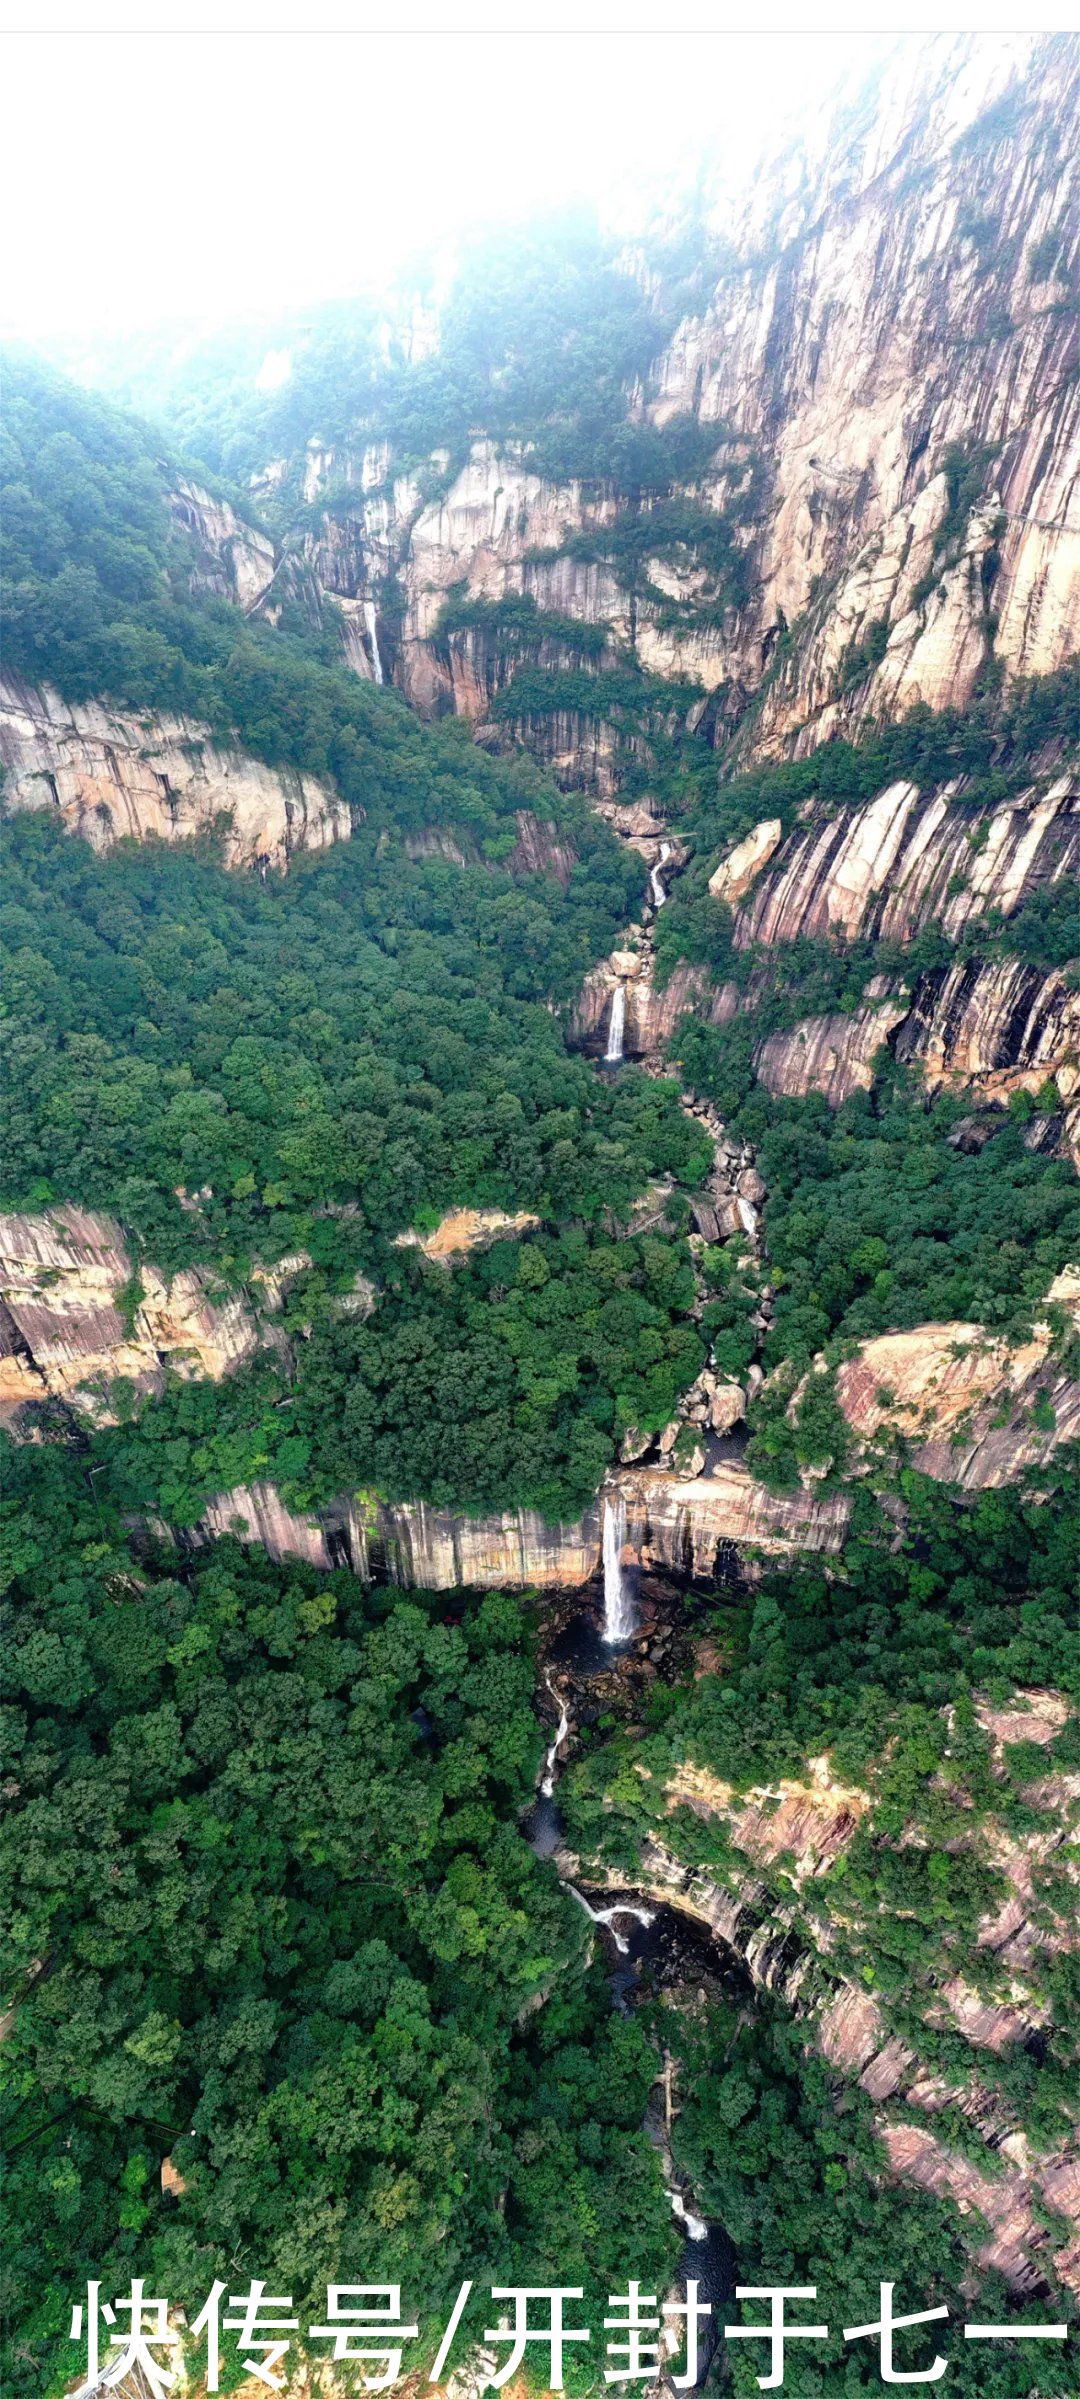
602,1494,634,1642
604,982,626,1065
649,840,673,910
363,597,384,685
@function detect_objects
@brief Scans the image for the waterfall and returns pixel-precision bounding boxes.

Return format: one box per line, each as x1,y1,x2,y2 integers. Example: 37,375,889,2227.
667,2187,708,2241
602,1494,634,1642
568,1885,655,1956
540,1675,570,1797
604,982,626,1065
363,597,384,685
650,840,673,910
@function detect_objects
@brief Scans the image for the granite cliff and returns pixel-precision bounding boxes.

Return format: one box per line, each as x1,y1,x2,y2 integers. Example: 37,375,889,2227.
0,670,349,870
263,36,1077,787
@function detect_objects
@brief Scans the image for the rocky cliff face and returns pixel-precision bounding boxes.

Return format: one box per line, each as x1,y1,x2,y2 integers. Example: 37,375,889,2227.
0,671,350,870
168,476,277,613
0,1207,292,1423
731,774,1078,947
185,1459,849,1591
754,989,911,1106
282,36,1078,784
648,34,1079,761
895,952,1080,1096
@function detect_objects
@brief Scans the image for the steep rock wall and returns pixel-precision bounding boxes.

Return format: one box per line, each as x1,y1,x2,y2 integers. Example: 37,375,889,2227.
895,953,1080,1098
0,1206,287,1423
732,775,1078,947
190,1459,849,1589
570,956,738,1060
168,477,277,613
646,33,1079,760
575,1691,1079,2293
835,1268,1080,1486
754,991,910,1105
0,671,350,870
289,37,1078,780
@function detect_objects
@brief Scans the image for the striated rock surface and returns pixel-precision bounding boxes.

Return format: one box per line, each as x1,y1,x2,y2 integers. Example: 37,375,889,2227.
733,775,1078,948
185,1458,848,1590
879,2122,1079,2296
571,957,737,1060
754,992,910,1105
168,477,277,612
708,818,784,906
0,671,350,870
895,953,1080,1099
0,1206,285,1423
577,1685,1079,2293
646,33,1080,761
281,37,1078,781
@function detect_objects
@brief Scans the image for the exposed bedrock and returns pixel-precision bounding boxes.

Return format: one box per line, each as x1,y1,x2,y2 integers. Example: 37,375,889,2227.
731,775,1078,948
287,38,1079,782
644,34,1080,758
0,671,351,871
570,1693,1079,2294
754,987,911,1106
834,1267,1080,1487
168,477,277,613
189,1460,850,1589
752,958,1079,1126
0,1206,294,1423
570,954,738,1061
895,953,1080,1097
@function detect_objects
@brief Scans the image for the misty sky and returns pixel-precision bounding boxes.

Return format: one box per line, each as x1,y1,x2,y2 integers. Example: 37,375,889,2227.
4,32,874,353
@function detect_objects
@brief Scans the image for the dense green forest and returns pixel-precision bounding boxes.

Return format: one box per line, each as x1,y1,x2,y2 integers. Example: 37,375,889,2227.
2,809,705,1282
1,1452,678,2398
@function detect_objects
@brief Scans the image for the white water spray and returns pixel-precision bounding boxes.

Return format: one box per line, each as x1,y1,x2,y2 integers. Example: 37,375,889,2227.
540,1675,570,1797
568,1886,655,1955
602,1494,634,1643
649,840,673,910
604,982,626,1065
363,597,384,685
667,2188,708,2241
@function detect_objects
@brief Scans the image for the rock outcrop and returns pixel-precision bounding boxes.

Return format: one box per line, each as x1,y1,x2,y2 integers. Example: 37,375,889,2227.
575,1686,1079,2293
733,776,1078,948
0,1206,287,1423
646,33,1080,760
571,955,737,1060
895,954,1080,1101
835,1267,1080,1485
187,1458,850,1589
754,989,910,1105
393,1207,540,1260
0,671,350,870
168,477,277,612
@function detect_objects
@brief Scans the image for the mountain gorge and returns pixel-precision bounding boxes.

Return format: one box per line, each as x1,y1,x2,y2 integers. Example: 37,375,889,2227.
2,30,1078,2399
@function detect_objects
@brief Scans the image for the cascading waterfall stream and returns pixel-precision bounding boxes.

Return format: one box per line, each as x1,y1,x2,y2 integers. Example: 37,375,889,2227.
540,1673,570,1798
667,2188,708,2242
568,1885,656,1956
363,597,384,685
649,840,673,910
602,1492,634,1642
604,980,626,1064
